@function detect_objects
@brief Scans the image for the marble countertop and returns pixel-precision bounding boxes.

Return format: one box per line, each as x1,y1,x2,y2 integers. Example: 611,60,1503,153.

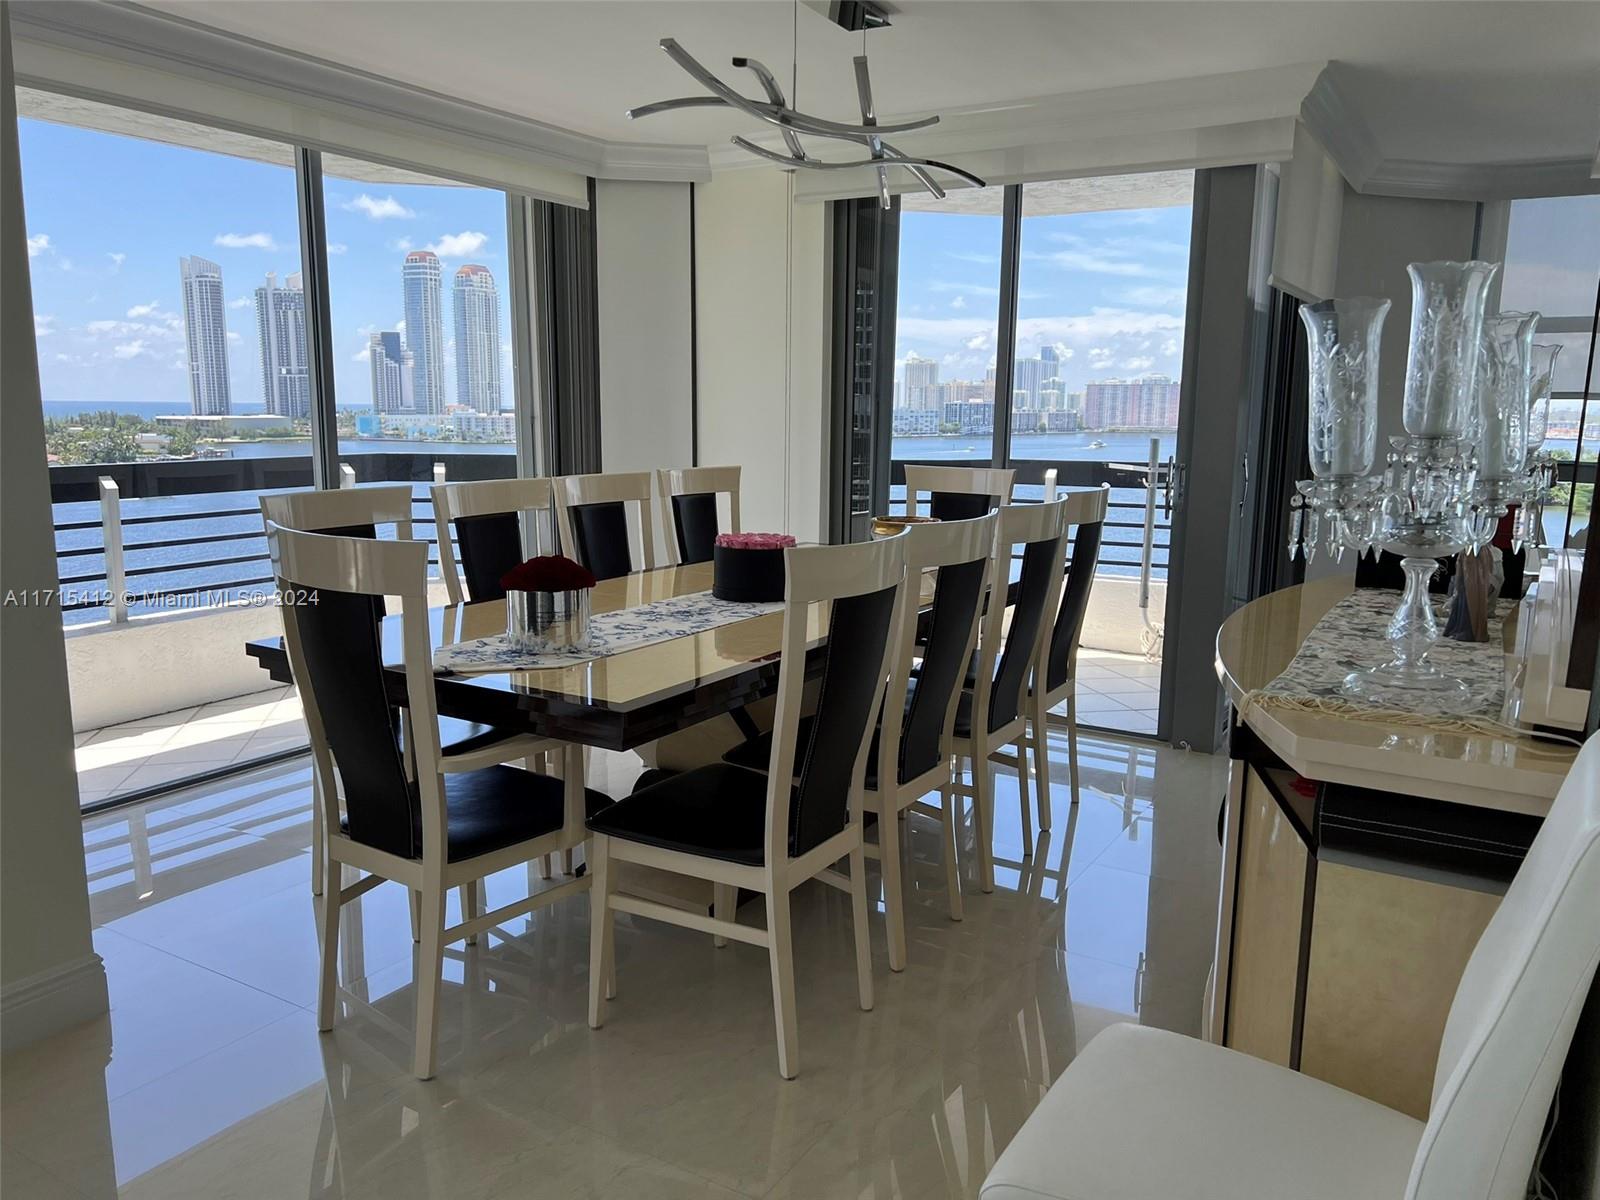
1215,580,1574,815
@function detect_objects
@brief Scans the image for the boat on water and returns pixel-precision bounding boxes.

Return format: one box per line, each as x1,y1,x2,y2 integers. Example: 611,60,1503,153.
1088,439,1107,449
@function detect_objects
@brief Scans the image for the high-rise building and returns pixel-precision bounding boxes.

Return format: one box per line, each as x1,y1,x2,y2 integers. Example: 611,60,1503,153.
1013,355,1045,409
902,352,940,410
178,255,231,416
1082,375,1182,430
253,271,309,420
370,330,414,414
452,264,502,415
402,250,446,415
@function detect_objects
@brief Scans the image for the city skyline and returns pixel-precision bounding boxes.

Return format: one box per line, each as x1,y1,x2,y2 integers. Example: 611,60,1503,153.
19,115,515,416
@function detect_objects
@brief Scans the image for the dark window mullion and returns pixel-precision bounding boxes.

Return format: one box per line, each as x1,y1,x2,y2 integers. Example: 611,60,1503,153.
991,183,1024,468
295,147,340,490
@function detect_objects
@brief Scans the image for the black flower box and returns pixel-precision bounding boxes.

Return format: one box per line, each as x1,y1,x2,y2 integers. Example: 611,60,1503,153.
712,542,789,603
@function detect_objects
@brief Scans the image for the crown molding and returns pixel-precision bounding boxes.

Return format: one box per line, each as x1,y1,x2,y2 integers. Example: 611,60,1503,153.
9,1,711,184
1302,65,1600,202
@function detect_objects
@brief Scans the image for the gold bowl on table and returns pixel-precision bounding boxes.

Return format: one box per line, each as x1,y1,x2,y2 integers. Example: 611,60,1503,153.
871,515,940,539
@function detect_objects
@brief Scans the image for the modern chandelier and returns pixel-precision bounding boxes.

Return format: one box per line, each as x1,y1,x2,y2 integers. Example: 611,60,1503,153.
626,34,984,208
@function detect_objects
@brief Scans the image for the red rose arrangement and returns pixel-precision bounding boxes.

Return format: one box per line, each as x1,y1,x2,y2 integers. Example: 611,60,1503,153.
714,533,796,551
499,555,598,593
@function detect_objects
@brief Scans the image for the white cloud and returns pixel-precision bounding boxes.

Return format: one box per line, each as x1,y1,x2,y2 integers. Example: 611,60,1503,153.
107,251,126,268
1122,356,1155,371
353,346,371,363
26,233,51,257
126,301,170,319
1115,284,1189,309
34,314,55,337
227,331,242,343
112,340,149,359
426,231,488,258
327,242,349,255
950,295,967,310
391,237,414,253
344,194,415,221
214,232,278,251
229,296,253,309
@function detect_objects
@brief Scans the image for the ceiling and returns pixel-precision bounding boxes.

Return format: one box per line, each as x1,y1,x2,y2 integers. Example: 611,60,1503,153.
134,0,1599,179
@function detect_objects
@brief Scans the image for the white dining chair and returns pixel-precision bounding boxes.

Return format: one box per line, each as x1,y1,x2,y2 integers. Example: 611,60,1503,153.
430,476,554,605
982,731,1600,1200
723,514,996,970
266,522,609,1080
903,464,1016,520
551,471,657,580
585,534,909,1079
951,498,1070,890
261,486,552,899
656,465,741,566
1029,484,1110,815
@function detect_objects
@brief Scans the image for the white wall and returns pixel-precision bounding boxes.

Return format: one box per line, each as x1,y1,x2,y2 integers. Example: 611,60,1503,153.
1,9,108,1049
694,170,831,543
595,178,694,483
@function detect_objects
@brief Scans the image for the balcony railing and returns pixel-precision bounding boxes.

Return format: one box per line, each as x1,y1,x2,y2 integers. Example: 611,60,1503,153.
52,451,516,625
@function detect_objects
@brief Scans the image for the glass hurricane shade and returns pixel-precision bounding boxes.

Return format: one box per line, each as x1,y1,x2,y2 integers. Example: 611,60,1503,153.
1299,297,1389,478
1474,310,1540,483
1401,261,1499,438
1526,343,1563,463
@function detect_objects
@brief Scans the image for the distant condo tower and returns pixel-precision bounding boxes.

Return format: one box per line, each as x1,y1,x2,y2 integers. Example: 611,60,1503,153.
369,331,415,414
402,250,446,415
178,255,231,416
452,264,502,415
254,271,309,420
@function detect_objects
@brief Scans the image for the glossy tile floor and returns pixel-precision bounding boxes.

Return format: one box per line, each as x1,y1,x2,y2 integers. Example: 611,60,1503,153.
4,728,1226,1199
1072,650,1161,737
74,687,308,807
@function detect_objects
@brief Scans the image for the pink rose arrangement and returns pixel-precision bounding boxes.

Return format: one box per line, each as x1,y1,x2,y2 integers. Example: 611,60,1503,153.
714,532,796,551
500,554,598,593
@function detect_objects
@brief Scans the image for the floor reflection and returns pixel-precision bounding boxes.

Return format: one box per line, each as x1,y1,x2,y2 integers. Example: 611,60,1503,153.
3,730,1226,1199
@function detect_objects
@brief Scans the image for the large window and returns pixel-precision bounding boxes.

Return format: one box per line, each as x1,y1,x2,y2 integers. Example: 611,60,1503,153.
1500,194,1599,548
891,186,1006,474
18,91,551,809
19,97,312,624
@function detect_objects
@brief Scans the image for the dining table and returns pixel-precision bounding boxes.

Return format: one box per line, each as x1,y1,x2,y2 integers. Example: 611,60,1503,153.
245,559,945,753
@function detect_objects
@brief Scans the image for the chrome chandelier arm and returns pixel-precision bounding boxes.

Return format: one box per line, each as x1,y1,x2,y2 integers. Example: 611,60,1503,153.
730,136,984,191
626,96,739,120
659,38,940,138
732,55,807,160
852,55,892,208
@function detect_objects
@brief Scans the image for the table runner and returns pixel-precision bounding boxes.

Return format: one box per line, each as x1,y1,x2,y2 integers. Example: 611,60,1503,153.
1246,589,1513,734
434,590,784,673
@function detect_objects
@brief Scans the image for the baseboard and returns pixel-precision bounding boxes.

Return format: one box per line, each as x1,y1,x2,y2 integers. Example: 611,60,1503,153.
0,952,108,1053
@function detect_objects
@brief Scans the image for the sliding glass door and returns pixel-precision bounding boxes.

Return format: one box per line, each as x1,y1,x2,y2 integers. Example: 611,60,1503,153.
873,171,1197,738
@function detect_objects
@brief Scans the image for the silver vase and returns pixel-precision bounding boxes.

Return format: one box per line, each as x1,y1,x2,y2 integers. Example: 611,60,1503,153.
506,589,592,654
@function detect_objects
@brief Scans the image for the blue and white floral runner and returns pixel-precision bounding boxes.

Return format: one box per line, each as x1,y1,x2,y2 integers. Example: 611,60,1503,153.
1249,589,1511,729
434,590,784,673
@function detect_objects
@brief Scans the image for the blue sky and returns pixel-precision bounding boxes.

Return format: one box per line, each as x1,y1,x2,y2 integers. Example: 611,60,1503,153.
20,117,513,412
894,202,1192,396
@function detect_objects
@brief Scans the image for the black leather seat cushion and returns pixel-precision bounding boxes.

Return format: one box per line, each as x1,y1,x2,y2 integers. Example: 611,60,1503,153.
586,762,788,866
721,716,882,789
341,765,613,863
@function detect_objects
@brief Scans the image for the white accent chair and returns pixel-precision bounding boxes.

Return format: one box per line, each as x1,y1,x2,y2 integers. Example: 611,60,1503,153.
551,471,657,579
903,464,1015,520
260,486,550,898
586,535,909,1078
656,465,741,566
951,498,1070,889
430,476,555,605
982,732,1600,1200
266,522,601,1079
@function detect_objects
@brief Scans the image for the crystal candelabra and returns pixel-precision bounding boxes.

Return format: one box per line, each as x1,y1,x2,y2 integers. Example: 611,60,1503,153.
1287,260,1548,712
